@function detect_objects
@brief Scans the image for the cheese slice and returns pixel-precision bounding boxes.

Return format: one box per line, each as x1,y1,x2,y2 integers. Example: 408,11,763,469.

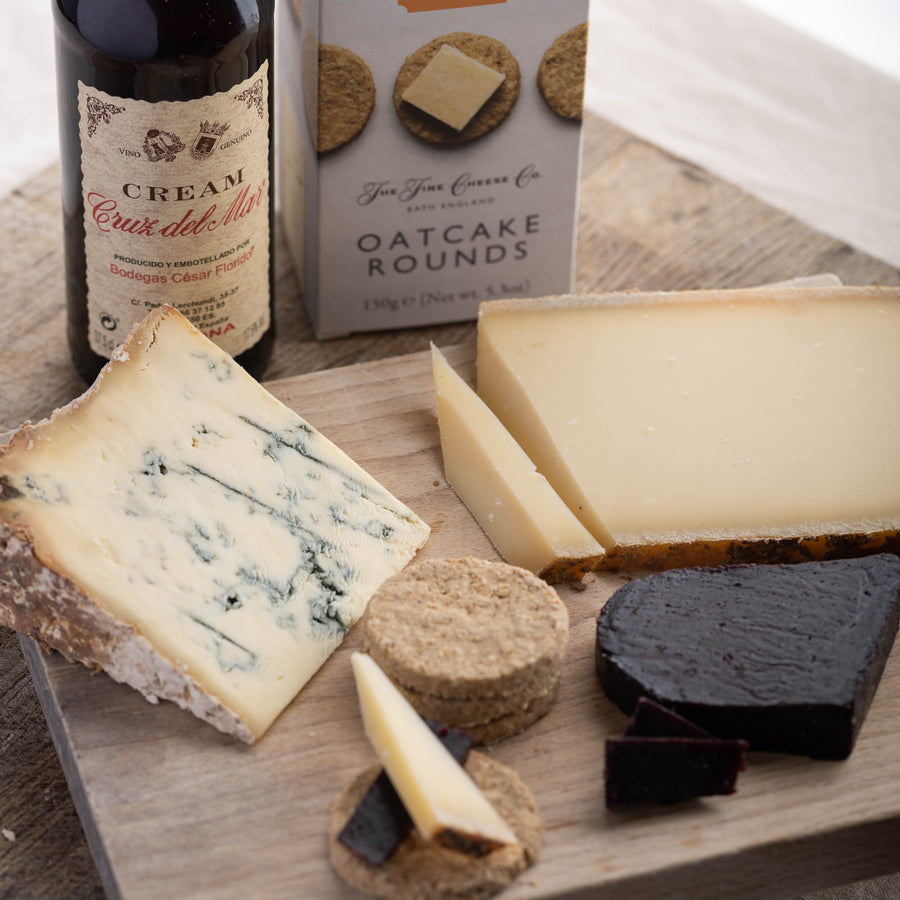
401,44,505,132
350,652,518,854
477,286,900,568
0,306,429,742
431,344,603,581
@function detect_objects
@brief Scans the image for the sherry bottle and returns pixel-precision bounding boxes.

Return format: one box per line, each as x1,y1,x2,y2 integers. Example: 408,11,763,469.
53,0,276,381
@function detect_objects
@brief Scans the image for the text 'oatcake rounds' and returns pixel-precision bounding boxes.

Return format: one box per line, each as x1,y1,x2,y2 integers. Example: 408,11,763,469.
360,557,568,741
393,33,521,144
537,22,588,120
329,752,543,900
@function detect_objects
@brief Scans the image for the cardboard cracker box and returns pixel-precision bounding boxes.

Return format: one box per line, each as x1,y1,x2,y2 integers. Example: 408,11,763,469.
278,0,589,338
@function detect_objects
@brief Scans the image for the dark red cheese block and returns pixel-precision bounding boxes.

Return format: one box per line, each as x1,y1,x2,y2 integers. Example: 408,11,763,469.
595,555,900,760
605,735,747,807
624,696,716,738
606,697,748,807
337,720,475,865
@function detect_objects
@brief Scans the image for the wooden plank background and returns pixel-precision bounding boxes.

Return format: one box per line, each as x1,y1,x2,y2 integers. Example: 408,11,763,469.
1,113,899,899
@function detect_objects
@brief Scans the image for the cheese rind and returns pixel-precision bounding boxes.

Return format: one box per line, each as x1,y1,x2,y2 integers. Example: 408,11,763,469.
477,286,900,567
351,652,519,853
431,345,603,581
0,306,430,741
401,44,505,131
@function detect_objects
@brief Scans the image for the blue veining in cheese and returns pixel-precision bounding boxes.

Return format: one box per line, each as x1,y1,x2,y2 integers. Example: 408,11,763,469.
0,306,430,742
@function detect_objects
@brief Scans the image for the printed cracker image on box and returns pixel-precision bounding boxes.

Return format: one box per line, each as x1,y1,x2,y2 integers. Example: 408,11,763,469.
394,33,520,142
538,23,588,120
278,0,589,338
318,44,377,152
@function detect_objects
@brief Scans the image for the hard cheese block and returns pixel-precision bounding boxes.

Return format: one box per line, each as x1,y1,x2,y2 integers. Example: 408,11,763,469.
430,344,603,582
0,306,429,742
477,286,900,568
351,652,518,854
595,554,900,759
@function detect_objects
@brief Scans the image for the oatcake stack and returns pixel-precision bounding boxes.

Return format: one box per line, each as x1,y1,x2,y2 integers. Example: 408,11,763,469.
360,557,568,744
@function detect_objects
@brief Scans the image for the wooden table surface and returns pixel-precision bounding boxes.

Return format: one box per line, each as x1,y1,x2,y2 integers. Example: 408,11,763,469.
1,114,899,899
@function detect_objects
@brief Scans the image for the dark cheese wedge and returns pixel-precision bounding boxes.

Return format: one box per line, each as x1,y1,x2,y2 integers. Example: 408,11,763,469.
338,720,475,865
606,697,748,807
625,696,715,738
605,736,747,807
595,555,900,759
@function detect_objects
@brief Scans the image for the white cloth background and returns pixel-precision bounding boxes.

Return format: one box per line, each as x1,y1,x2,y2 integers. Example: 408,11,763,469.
2,1,898,268
586,0,900,269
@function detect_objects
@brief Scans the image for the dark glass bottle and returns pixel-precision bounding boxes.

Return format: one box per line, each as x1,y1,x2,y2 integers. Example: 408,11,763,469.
53,0,275,383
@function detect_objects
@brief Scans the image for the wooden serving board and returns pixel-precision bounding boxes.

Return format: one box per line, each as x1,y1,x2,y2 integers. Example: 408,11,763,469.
20,343,900,899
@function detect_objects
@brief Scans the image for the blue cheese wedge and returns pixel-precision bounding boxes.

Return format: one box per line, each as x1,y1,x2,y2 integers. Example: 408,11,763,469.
0,306,430,742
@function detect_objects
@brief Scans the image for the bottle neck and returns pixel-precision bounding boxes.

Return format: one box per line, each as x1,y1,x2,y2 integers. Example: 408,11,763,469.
55,0,270,63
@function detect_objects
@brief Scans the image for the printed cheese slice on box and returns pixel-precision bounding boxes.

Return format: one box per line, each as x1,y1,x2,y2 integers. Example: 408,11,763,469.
0,306,429,742
401,44,505,131
351,652,518,854
431,344,603,582
477,286,900,569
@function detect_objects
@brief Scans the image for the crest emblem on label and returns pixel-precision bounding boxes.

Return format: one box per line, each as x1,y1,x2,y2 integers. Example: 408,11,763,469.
190,120,229,160
143,128,186,162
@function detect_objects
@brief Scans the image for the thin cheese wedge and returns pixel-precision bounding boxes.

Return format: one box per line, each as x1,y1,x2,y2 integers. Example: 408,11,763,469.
351,652,519,854
431,344,603,581
0,306,430,742
477,286,900,569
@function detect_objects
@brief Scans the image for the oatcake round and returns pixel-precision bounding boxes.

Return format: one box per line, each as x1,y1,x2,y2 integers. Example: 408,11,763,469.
317,44,376,153
329,752,542,899
452,681,560,745
361,557,568,700
393,33,520,144
397,673,561,729
537,23,588,120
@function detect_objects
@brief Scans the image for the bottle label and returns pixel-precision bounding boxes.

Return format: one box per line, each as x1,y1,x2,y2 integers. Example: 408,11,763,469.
77,63,270,359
